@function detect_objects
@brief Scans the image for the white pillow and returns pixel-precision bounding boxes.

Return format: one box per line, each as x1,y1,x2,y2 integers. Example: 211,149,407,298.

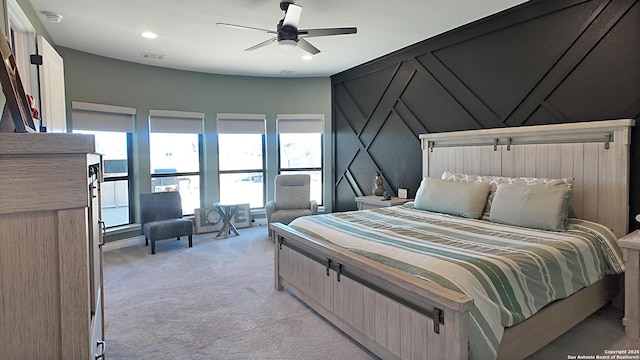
414,177,490,219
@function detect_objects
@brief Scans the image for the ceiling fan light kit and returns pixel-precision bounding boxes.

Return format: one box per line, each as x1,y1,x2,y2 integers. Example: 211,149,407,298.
217,1,357,55
279,40,297,49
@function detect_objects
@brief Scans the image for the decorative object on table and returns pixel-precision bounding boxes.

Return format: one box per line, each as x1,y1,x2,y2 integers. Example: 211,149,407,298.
232,203,252,229
398,188,408,199
194,207,225,234
26,94,39,121
373,171,385,196
382,190,392,200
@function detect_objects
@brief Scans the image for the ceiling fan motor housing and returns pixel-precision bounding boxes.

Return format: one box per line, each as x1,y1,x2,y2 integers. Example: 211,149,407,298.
277,19,298,46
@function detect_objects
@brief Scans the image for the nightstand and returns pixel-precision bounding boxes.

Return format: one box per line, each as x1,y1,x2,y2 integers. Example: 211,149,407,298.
355,195,412,210
619,230,640,337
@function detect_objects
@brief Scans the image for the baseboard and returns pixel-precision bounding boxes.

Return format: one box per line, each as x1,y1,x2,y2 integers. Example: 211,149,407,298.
103,236,145,252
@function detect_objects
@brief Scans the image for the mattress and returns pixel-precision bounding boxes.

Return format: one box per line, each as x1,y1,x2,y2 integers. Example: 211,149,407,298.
289,204,624,360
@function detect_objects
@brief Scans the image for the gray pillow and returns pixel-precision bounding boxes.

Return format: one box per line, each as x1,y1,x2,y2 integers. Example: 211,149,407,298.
441,171,574,220
414,178,490,219
489,183,573,231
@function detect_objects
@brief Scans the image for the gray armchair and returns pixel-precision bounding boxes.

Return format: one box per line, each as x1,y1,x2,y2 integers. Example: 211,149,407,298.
265,174,318,232
140,192,193,254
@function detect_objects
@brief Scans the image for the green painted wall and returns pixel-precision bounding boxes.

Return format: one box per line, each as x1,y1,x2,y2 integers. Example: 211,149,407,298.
58,47,334,221
3,1,333,239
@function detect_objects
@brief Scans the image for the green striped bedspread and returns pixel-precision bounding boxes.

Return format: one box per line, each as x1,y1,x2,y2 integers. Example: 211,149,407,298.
288,204,624,360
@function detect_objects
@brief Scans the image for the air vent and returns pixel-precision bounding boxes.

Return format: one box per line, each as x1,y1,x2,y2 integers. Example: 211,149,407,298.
140,52,165,60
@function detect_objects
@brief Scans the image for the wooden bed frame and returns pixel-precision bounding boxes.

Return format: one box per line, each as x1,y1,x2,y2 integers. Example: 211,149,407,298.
271,119,634,360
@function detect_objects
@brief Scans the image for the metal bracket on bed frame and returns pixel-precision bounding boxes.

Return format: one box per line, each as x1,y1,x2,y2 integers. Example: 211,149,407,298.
433,307,444,334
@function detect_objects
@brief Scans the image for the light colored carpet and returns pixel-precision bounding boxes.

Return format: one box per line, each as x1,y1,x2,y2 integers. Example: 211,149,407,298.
104,224,640,359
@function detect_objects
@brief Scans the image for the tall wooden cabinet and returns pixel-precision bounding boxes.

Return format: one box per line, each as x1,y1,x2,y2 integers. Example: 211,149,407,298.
0,133,105,359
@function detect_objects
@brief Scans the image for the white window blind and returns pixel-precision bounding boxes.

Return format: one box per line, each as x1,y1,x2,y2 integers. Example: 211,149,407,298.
71,101,135,132
149,109,204,134
217,113,265,134
277,114,323,133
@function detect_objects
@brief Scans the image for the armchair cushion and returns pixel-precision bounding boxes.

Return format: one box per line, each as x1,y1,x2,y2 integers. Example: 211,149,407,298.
269,209,314,226
142,218,193,241
275,175,312,210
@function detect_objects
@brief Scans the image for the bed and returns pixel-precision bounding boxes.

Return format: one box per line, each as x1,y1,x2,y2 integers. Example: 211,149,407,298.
270,119,634,360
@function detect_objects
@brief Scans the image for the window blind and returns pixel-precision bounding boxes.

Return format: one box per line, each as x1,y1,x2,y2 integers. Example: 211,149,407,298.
277,114,323,133
217,113,265,134
71,101,135,132
149,109,204,134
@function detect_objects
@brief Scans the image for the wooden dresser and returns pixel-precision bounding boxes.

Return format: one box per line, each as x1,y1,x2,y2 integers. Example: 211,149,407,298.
0,133,105,359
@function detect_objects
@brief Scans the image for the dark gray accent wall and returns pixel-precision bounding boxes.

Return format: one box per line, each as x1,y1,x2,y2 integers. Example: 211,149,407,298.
331,0,640,229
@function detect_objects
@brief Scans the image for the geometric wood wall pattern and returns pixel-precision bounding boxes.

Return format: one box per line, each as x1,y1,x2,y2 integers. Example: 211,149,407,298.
331,0,640,228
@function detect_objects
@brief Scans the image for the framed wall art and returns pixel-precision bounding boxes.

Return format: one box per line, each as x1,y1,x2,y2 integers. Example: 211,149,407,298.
0,27,36,133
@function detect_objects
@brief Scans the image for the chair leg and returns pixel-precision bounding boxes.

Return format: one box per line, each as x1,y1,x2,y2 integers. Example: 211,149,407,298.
151,239,156,254
145,237,148,246
188,234,193,248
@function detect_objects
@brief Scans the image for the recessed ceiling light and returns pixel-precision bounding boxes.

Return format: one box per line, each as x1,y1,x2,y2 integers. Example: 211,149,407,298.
301,55,313,60
44,12,63,23
141,32,158,39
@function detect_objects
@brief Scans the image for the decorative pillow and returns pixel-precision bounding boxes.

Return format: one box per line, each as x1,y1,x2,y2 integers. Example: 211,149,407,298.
489,183,573,231
414,177,490,219
441,171,574,220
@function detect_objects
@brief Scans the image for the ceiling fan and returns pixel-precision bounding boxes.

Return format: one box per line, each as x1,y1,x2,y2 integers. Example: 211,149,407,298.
216,1,357,55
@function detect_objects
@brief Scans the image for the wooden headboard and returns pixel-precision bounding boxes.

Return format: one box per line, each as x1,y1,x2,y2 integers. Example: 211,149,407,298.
419,119,635,238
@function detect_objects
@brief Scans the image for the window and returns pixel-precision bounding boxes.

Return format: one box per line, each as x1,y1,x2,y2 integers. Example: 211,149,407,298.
71,101,135,228
217,114,266,208
277,115,323,205
149,110,204,216
75,130,132,227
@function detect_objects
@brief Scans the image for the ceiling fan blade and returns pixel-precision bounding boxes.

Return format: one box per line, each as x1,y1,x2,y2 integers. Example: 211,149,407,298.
245,37,277,51
282,4,302,28
217,22,276,34
299,27,357,37
297,38,320,55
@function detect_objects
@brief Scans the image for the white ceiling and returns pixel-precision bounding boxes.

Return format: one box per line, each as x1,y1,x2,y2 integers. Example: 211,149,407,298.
25,0,527,78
